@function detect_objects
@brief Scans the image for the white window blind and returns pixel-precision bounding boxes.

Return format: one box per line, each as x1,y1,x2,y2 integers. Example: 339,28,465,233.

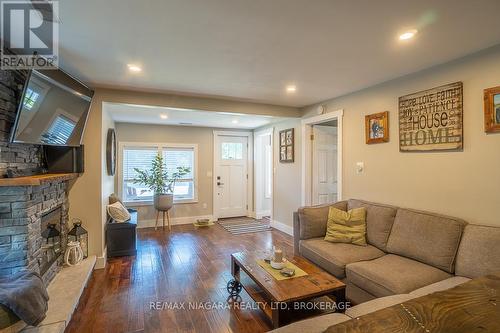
162,148,195,200
122,147,157,202
121,145,196,203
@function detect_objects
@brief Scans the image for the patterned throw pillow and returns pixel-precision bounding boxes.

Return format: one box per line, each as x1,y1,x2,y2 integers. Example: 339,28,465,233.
109,193,123,205
324,207,367,246
106,201,131,223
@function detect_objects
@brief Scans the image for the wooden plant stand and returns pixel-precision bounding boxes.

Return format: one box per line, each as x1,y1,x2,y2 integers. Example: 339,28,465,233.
155,209,171,231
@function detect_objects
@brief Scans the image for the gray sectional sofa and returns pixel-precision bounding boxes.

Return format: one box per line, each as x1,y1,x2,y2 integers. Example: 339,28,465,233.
270,199,500,332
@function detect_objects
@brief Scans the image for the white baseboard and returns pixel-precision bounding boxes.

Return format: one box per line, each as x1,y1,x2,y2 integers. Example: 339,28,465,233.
255,210,271,219
270,220,294,236
137,215,214,229
95,248,107,269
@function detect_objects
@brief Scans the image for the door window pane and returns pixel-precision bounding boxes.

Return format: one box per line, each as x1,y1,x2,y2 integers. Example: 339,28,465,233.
221,142,243,160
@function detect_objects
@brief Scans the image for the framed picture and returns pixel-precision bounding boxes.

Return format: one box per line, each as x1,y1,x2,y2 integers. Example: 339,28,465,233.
399,82,463,152
484,85,500,133
365,111,389,144
279,128,294,163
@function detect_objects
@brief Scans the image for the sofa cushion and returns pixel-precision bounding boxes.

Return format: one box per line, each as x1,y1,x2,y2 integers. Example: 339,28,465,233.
345,294,416,318
346,282,376,305
346,254,451,297
347,199,397,251
325,207,367,246
269,313,351,333
298,201,348,240
456,224,500,278
386,208,466,273
299,238,385,279
409,276,470,297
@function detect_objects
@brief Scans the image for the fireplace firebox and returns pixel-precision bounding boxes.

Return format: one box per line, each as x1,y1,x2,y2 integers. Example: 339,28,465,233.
39,206,63,276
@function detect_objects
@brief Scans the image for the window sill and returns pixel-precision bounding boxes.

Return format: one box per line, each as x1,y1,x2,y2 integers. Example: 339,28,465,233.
124,199,198,207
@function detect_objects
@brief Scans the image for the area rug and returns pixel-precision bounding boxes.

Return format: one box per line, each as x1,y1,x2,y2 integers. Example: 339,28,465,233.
218,217,271,235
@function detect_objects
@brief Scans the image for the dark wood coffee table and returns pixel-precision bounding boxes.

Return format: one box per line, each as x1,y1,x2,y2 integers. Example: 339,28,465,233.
229,251,346,328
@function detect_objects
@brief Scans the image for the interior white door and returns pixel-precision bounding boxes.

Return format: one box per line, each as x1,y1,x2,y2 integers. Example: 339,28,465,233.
214,135,248,218
312,125,338,205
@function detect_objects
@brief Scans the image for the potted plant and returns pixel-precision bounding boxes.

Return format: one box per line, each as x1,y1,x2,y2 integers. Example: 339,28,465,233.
133,153,190,211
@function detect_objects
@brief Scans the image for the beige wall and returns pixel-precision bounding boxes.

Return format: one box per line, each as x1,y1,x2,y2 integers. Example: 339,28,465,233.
115,123,230,223
302,45,500,226
256,119,302,230
68,93,104,261
101,109,115,255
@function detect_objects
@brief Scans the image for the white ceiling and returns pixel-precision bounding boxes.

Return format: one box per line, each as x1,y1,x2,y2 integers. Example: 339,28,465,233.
104,103,287,129
58,0,500,107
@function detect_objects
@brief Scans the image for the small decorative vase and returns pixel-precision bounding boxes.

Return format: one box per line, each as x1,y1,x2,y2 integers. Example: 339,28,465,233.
65,241,84,266
154,193,173,211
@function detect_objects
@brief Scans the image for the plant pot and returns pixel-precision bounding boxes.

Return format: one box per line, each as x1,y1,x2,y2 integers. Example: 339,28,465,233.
154,193,173,211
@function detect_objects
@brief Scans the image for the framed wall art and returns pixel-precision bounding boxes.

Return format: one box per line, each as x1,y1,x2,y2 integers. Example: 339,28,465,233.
399,81,463,152
484,85,500,133
279,128,294,163
365,111,389,144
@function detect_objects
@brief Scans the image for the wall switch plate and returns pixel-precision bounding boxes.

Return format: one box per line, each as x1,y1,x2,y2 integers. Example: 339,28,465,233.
356,162,364,174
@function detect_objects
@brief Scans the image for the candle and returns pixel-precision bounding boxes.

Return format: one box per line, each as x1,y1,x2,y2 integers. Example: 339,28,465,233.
274,248,283,263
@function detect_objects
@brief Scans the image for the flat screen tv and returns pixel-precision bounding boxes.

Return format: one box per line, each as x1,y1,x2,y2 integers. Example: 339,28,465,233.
10,68,94,147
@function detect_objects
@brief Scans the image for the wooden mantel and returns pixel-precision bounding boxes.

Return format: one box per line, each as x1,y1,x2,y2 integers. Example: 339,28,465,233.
0,173,79,186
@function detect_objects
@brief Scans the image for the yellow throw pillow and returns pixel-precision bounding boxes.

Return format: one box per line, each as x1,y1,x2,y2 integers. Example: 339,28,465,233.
324,207,367,246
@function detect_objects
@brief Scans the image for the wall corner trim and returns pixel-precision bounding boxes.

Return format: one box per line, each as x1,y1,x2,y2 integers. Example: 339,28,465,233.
270,220,294,236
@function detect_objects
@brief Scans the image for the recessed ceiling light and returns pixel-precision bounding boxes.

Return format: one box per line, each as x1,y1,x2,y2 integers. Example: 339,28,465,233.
159,114,168,119
127,64,142,72
232,119,239,124
399,29,418,40
286,85,297,93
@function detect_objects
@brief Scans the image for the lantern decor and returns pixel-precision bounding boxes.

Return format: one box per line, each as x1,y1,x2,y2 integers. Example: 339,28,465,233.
41,223,61,265
68,218,88,258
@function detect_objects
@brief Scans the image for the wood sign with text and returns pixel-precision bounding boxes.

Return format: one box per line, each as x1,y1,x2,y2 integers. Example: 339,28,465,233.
399,82,463,152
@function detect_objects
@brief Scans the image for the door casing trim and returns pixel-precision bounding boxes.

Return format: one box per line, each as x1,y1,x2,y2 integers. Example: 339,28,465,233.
213,130,254,220
301,110,343,206
253,127,274,221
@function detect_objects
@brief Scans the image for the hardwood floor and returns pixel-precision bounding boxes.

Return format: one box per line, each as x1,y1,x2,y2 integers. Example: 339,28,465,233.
67,221,293,333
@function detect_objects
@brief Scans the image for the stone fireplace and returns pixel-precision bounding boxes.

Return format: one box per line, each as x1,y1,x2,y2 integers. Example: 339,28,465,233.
0,179,70,284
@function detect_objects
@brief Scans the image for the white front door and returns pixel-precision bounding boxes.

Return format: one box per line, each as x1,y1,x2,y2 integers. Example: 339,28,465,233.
312,125,338,205
214,135,248,218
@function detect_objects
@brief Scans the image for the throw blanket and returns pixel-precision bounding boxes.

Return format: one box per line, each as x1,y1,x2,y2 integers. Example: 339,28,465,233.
0,270,49,326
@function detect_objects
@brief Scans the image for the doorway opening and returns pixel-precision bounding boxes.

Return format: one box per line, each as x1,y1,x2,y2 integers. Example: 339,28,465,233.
254,128,273,220
301,110,343,206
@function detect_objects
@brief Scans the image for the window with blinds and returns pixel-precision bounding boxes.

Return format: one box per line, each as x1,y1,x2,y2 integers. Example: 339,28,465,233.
121,145,196,202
